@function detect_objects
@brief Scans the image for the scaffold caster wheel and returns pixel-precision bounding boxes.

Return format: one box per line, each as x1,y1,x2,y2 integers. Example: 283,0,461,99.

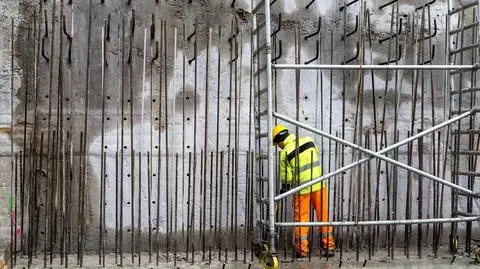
263,253,279,269
475,248,480,263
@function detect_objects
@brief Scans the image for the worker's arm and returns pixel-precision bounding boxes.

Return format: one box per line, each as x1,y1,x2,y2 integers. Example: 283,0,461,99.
278,150,292,193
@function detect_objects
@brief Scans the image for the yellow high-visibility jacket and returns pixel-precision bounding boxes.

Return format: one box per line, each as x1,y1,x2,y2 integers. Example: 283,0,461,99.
279,134,323,195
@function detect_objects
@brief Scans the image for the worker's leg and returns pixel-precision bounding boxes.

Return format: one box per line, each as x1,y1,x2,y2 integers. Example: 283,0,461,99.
293,193,310,256
312,187,335,250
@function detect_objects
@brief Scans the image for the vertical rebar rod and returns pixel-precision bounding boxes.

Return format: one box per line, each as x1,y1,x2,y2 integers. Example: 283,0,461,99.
294,26,300,264
138,152,141,266
215,26,222,257
115,149,119,265
102,152,107,266
182,23,187,251
366,132,372,260
49,130,57,266
226,144,230,262
76,132,82,265
336,131,343,261
129,10,136,264
137,25,146,266
418,128,424,258
392,3,402,259
37,131,45,260
191,19,198,264
418,8,426,259
365,7,373,258
44,1,56,263
374,6,395,255
55,2,66,264
227,22,234,256
172,25,179,264
191,150,197,263
164,20,171,264
340,4,349,254
175,154,179,267
65,5,74,260
201,147,205,262
148,31,154,260
148,154,152,263
426,7,437,254
203,27,212,262
392,129,399,259
406,130,412,258
115,21,121,266
9,17,15,268
25,135,31,267
218,151,224,261
31,5,41,225
230,149,236,260
235,29,243,260
201,155,207,261
249,151,255,262
80,132,87,266
155,19,163,267
244,151,249,263
80,1,92,265
209,151,213,264
99,25,106,266
119,17,126,267
408,13,422,258
308,151,314,262
131,146,135,265
26,135,34,266
186,151,192,261
13,154,18,266
20,21,32,263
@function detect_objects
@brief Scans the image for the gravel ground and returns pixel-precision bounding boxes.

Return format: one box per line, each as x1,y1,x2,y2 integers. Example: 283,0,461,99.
9,246,480,268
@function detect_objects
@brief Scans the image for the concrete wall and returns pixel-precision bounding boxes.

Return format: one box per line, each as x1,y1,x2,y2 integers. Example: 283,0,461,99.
1,0,479,254
0,0,25,250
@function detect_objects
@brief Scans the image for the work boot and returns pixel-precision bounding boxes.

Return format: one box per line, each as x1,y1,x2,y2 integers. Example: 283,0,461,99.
295,251,308,258
295,238,309,258
322,248,335,257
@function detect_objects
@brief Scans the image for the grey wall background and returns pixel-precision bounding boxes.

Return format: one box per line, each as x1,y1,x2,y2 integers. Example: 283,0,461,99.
0,0,479,255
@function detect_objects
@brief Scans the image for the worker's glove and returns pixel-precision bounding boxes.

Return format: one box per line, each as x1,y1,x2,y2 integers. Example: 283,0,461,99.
280,184,291,194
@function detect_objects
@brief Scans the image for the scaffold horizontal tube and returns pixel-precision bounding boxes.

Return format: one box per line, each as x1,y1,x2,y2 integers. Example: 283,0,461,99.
275,216,480,227
448,0,478,15
272,63,479,70
273,109,479,201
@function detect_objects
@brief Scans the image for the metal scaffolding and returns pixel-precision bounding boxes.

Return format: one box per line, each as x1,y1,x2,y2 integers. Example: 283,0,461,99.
254,0,480,264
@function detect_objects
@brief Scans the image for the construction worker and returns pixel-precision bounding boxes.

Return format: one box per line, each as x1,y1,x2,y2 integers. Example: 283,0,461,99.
272,124,335,257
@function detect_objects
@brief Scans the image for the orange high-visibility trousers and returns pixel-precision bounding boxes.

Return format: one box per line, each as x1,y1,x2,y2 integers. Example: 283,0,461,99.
293,187,335,255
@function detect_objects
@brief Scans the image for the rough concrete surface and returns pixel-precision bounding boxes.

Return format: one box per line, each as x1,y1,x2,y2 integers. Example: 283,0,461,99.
1,0,480,267
12,248,480,268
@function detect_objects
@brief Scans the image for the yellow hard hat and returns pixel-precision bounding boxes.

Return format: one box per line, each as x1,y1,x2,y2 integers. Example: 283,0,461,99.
272,124,289,144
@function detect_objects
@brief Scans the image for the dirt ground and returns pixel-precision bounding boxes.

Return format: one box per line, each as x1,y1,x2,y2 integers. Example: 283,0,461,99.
9,246,480,268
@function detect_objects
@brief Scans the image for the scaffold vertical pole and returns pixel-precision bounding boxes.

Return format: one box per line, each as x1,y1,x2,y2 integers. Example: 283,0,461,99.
263,0,276,254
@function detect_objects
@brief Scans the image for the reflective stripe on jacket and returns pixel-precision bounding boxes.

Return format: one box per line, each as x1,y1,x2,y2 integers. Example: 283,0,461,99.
279,134,323,195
